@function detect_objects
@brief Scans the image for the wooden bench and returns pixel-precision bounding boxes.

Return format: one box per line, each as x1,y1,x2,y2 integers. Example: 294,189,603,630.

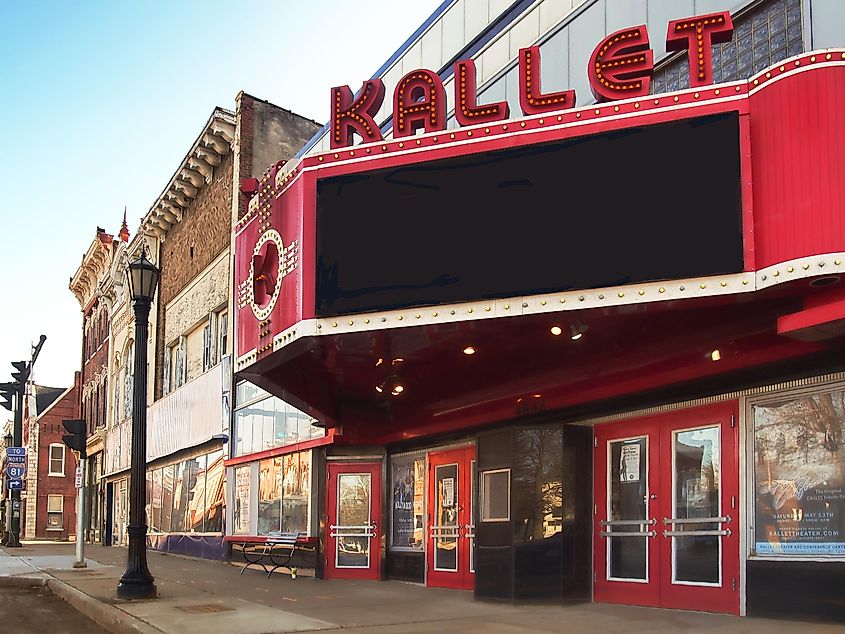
235,531,315,579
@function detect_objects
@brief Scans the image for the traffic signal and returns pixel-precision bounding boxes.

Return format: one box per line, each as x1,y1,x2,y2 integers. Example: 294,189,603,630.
62,419,87,455
0,382,15,411
10,361,29,384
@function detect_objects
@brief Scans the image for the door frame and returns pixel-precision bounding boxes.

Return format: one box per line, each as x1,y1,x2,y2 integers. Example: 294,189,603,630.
325,461,383,580
593,401,740,615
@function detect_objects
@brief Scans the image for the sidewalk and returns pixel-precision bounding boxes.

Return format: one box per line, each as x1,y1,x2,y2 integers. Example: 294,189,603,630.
1,542,842,633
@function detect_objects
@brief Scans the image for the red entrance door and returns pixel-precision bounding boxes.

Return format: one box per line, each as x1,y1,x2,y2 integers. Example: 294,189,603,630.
325,462,382,580
426,447,476,590
594,402,739,614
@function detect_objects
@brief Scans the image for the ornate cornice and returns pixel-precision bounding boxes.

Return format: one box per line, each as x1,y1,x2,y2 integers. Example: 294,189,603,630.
139,107,235,241
69,230,114,309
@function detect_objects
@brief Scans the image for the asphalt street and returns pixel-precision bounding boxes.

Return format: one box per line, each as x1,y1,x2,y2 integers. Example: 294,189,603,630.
0,584,107,633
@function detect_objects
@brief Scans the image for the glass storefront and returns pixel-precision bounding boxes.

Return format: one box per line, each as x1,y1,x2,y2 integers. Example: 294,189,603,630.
257,450,311,535
234,383,325,457
142,449,225,536
752,386,845,557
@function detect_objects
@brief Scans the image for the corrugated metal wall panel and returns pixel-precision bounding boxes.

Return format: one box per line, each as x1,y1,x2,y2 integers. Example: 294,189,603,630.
750,64,845,267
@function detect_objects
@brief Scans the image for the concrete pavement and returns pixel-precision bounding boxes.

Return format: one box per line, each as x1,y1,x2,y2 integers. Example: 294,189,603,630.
1,542,842,633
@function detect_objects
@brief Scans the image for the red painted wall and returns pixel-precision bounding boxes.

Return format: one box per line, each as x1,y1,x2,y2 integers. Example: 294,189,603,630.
750,62,845,267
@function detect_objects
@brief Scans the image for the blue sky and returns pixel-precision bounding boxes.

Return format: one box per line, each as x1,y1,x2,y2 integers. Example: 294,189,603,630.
0,0,440,388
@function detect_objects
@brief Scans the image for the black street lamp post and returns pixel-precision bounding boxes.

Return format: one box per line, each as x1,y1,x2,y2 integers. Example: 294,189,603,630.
117,250,159,600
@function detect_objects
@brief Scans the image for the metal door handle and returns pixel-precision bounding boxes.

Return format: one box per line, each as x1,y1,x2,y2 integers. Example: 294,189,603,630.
663,529,732,537
663,516,731,525
599,531,665,537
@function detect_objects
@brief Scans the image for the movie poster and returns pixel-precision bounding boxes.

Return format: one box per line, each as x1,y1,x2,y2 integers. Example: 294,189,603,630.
391,456,424,550
754,388,845,555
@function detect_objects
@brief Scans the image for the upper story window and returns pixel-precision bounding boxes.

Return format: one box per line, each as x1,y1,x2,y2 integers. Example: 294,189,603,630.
164,306,229,396
48,444,66,476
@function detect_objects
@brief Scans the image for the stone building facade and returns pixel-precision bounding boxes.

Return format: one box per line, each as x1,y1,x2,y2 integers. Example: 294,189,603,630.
101,96,319,557
69,223,128,542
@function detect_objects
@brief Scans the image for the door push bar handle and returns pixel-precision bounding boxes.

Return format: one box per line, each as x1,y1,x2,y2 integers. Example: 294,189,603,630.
600,519,657,527
600,530,657,538
663,529,732,537
663,516,731,525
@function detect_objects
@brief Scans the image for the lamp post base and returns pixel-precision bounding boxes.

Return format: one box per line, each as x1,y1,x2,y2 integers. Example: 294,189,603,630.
116,577,157,600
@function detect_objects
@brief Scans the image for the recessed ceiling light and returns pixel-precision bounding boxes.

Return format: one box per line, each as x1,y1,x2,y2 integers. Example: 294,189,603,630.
571,331,582,340
375,385,384,393
711,349,721,361
463,346,477,355
550,326,562,336
391,384,405,396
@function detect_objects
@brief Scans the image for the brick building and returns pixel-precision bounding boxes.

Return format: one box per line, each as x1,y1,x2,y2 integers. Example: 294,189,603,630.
102,95,319,558
21,378,81,540
69,221,129,542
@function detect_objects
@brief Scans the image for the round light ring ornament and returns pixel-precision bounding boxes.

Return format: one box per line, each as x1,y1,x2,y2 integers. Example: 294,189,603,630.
249,229,285,321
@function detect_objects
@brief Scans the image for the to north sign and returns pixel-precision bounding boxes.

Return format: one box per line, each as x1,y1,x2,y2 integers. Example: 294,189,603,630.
5,447,25,457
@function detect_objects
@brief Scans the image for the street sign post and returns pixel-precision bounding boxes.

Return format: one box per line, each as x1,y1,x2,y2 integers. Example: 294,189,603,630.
74,467,83,488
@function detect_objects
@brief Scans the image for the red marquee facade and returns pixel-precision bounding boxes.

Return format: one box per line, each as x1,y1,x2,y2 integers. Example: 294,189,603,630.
233,26,845,618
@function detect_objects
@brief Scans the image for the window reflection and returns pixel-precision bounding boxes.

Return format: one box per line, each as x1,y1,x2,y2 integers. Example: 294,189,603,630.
234,391,325,458
143,450,226,536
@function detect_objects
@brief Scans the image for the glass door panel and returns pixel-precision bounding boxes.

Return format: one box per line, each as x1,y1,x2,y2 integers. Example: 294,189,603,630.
607,437,651,582
670,426,722,585
336,473,372,568
433,463,459,571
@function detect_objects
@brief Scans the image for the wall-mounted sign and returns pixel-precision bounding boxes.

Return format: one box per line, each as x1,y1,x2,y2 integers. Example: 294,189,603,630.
330,11,733,148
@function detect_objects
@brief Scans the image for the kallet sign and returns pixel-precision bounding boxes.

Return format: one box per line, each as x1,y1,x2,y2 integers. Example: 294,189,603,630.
330,11,733,148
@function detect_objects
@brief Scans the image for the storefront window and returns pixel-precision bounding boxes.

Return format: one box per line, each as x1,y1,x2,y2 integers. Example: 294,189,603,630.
184,455,206,532
390,454,425,550
204,451,225,532
252,450,312,535
753,387,845,556
161,464,174,533
151,469,162,533
258,457,283,534
233,382,325,458
233,464,251,534
283,451,310,533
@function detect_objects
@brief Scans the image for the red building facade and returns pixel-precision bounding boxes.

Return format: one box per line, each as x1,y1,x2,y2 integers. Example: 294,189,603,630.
232,0,845,622
22,379,80,540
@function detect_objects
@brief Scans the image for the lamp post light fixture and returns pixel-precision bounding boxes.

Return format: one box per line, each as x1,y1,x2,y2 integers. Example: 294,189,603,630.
3,432,11,448
117,249,159,600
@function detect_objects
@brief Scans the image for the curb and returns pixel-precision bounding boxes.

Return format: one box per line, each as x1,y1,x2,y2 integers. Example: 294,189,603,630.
46,578,162,634
0,575,48,588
